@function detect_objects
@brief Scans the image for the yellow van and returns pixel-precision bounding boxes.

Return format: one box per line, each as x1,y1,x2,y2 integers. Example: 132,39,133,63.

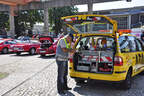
61,15,144,89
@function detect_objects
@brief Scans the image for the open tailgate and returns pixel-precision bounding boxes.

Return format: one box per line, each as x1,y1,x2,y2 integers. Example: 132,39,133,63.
61,15,117,36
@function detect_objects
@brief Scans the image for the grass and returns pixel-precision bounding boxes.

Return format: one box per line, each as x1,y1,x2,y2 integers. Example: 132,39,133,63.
0,72,9,79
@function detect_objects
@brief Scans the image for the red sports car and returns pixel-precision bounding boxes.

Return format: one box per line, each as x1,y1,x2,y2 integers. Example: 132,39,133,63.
37,36,63,56
0,39,15,54
10,40,40,55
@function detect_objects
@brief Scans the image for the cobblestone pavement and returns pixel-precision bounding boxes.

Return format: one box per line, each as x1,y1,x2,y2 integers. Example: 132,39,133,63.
0,54,144,96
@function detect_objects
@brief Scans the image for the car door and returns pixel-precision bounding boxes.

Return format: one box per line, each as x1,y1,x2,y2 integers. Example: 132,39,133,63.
134,38,144,72
7,40,13,48
119,36,137,72
4,41,9,47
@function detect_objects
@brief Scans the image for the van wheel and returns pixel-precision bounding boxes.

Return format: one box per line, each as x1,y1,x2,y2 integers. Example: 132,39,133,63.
2,47,8,54
29,48,36,55
121,70,132,90
139,71,144,75
40,54,45,57
74,79,85,84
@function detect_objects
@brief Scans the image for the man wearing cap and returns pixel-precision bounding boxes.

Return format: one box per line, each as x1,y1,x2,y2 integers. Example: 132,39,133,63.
56,33,75,95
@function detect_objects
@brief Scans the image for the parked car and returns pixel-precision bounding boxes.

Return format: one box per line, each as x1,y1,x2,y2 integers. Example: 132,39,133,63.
61,14,144,90
10,40,40,55
0,38,15,54
37,36,63,56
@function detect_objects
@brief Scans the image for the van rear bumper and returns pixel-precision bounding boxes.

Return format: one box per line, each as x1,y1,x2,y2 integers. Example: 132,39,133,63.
70,71,127,82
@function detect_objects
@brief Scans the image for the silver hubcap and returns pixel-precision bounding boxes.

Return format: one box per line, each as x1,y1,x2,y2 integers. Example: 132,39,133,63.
3,48,8,53
31,49,35,54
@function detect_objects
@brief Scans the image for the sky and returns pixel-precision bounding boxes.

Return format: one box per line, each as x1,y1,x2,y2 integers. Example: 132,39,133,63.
76,0,144,12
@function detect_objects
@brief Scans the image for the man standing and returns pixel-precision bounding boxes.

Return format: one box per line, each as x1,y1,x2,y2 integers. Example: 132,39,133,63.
141,31,144,42
56,33,75,95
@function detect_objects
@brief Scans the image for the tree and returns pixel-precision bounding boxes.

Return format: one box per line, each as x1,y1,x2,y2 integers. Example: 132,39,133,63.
14,10,44,37
0,12,9,30
48,6,78,35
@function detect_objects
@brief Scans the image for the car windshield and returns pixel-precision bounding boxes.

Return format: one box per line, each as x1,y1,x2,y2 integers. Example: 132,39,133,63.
31,40,40,44
17,36,30,40
0,40,4,43
9,41,17,44
14,40,30,43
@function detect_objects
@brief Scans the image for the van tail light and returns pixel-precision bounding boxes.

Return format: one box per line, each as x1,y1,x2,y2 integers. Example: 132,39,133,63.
114,56,123,66
69,53,73,63
69,58,73,63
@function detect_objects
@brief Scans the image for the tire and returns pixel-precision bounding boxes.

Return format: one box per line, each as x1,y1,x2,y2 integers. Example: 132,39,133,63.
2,47,8,54
139,70,144,75
16,52,21,55
40,54,45,57
120,70,132,90
29,48,36,55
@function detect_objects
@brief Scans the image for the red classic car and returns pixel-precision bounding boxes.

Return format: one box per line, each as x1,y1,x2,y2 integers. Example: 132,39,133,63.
10,40,40,55
0,39,15,54
37,36,63,56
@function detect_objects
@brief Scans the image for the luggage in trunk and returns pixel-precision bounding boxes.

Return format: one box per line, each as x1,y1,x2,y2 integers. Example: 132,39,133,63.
73,50,114,74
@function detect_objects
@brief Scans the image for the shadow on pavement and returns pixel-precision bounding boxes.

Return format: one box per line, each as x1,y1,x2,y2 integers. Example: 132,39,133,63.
66,91,75,96
0,53,14,55
38,55,55,59
73,81,125,96
72,74,144,96
9,53,38,57
58,91,75,96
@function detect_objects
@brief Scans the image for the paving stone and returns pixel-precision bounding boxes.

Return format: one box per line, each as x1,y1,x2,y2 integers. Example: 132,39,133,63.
1,54,144,96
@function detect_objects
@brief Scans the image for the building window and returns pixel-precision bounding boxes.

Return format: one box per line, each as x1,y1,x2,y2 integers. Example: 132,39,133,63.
111,16,128,29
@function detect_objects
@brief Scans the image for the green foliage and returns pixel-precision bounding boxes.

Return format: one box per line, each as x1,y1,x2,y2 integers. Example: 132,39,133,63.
48,6,78,35
0,72,9,79
0,6,77,37
0,12,9,29
14,10,44,36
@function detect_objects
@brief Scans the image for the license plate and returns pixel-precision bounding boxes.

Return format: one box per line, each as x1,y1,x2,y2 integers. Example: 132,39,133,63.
14,48,19,50
9,49,13,51
77,66,89,71
40,51,46,53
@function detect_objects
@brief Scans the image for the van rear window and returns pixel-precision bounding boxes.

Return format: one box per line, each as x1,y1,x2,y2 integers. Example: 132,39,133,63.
71,22,113,34
76,36,115,51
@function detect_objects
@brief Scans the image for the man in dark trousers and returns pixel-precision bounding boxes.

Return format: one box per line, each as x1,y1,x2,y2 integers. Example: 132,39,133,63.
141,31,144,42
55,33,75,95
